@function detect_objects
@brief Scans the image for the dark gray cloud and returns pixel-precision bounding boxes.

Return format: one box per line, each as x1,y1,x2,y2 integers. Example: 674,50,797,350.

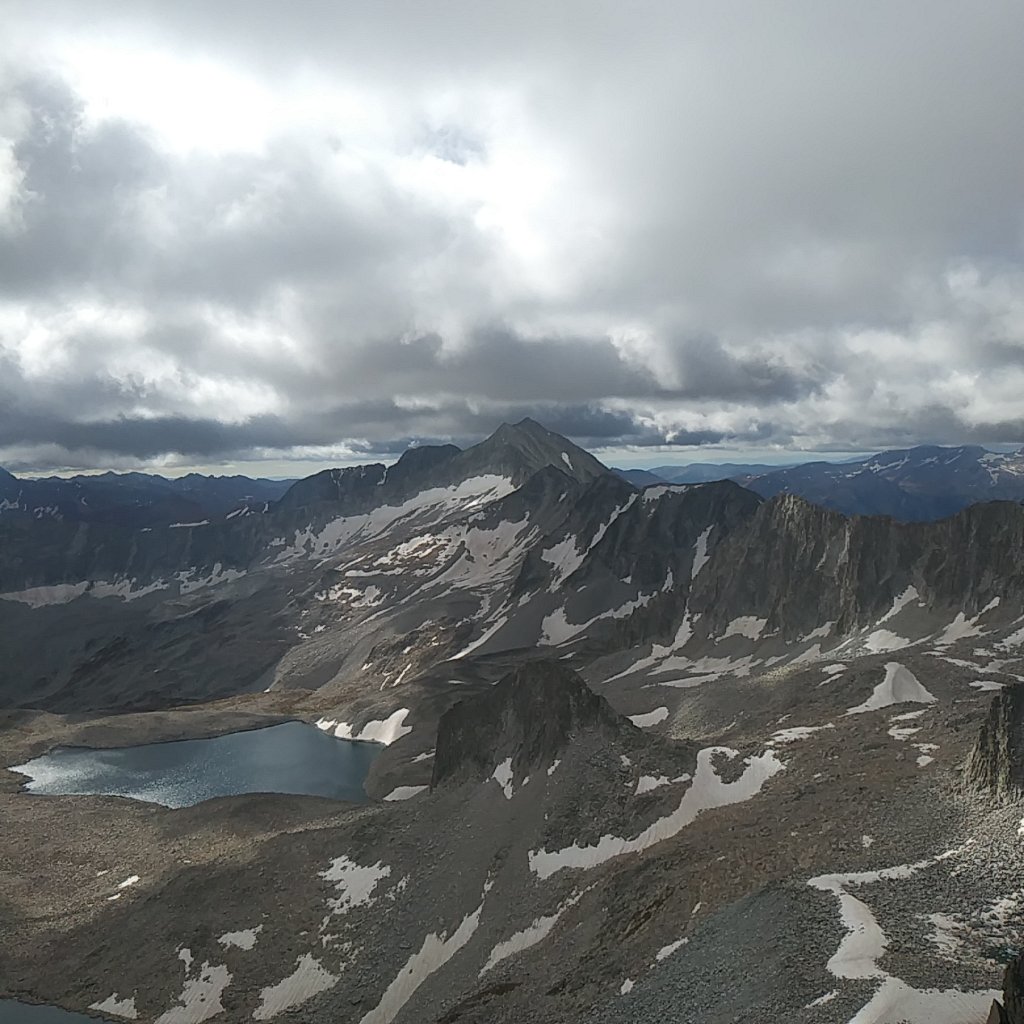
1,2,1023,472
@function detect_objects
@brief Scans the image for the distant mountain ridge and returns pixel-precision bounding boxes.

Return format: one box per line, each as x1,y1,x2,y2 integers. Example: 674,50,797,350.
615,445,1024,521
0,468,293,528
742,444,1024,520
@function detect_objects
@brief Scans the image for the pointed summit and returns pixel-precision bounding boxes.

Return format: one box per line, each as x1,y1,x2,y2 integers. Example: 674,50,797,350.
461,419,609,485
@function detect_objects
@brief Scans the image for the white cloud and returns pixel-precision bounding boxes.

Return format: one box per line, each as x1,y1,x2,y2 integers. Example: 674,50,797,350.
1,1,1023,471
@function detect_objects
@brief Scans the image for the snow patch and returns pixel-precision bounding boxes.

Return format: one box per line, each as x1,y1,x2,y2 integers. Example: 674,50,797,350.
805,990,837,1008
90,994,138,1019
864,629,911,653
252,954,338,1020
845,663,936,715
529,746,784,878
318,708,412,745
721,616,767,640
383,785,427,801
155,956,231,1024
320,856,391,915
809,857,998,1021
628,707,669,728
480,909,565,975
655,938,688,961
218,926,261,951
970,679,1005,691
879,586,922,623
492,757,514,799
690,526,713,580
934,602,998,647
635,775,669,795
358,902,484,1024
771,723,835,744
0,578,170,606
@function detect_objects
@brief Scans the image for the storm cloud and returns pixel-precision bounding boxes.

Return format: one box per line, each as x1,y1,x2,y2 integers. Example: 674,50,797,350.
1,2,1023,471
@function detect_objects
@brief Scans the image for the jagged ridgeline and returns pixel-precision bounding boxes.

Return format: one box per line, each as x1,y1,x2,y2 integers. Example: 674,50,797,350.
5,420,1024,1023
2,419,1024,714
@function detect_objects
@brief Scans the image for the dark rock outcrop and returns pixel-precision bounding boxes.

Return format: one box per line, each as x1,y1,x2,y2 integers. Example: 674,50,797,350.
431,659,637,788
986,954,1024,1023
1005,955,1024,1023
964,685,1024,798
689,494,1024,639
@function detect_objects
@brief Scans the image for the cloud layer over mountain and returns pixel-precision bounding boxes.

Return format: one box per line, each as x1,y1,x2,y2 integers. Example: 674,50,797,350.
2,1,1023,470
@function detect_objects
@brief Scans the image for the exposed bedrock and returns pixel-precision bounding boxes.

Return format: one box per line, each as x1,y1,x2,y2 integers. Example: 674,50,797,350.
431,659,644,788
964,685,1024,798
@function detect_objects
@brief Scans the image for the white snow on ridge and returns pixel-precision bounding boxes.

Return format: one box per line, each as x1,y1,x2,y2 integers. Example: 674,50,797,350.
771,723,835,744
607,614,694,682
316,708,412,745
541,494,638,590
274,475,515,563
451,614,510,660
541,590,657,647
176,565,246,595
218,926,261,951
358,902,485,1024
90,994,138,1019
252,954,338,1020
628,707,669,728
528,746,784,878
154,957,232,1024
492,758,514,799
320,855,391,915
879,586,922,624
690,526,713,580
641,485,688,502
845,663,936,715
635,775,670,795
721,616,767,640
316,582,383,606
383,785,427,801
863,629,911,653
655,938,688,962
0,577,171,606
808,859,998,1022
479,896,584,976
847,978,1000,1023
934,598,1000,648
539,607,584,646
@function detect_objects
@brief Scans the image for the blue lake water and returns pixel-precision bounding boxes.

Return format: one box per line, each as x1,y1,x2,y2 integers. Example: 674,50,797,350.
0,1002,112,1023
10,721,380,807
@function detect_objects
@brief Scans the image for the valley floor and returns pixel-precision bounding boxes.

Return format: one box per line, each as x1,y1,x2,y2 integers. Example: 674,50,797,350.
2,643,1021,1024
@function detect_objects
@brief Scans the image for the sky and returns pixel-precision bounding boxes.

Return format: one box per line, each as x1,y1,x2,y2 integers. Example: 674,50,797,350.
1,1,1023,477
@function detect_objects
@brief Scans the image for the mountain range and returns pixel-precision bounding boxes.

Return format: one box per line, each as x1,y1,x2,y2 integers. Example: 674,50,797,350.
617,445,1024,521
2,418,1024,1023
0,467,293,528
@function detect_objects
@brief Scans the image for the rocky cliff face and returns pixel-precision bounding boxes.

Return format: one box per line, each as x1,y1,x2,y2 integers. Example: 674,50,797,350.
964,685,1024,798
1004,957,1024,1023
431,660,638,788
985,956,1024,1023
689,494,1024,639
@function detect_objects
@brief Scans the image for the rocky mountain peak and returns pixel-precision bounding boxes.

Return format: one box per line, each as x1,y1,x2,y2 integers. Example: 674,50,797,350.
460,419,609,485
964,684,1024,798
431,659,636,788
